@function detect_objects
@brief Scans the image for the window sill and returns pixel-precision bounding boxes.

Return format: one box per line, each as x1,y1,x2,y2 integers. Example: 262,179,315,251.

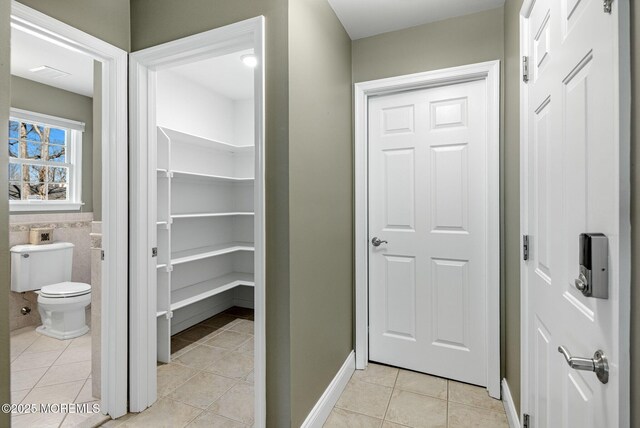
10,201,84,212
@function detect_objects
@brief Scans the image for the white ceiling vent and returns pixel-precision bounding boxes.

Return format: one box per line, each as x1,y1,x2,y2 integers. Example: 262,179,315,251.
29,65,71,79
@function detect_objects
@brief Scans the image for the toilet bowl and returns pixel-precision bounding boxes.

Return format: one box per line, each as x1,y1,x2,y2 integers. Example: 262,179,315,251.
10,242,92,341
36,282,91,340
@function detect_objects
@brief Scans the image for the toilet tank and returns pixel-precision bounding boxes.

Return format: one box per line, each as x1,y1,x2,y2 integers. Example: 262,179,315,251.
11,242,74,292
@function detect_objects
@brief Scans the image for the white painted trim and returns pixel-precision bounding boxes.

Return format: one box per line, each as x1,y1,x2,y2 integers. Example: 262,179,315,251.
519,2,631,426
616,3,632,428
10,1,128,419
10,108,86,131
9,202,84,211
502,379,520,428
518,8,530,425
129,17,267,427
354,60,501,398
300,351,355,428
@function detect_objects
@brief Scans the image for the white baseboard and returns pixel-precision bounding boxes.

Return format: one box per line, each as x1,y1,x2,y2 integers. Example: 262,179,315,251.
171,298,233,335
301,351,355,428
502,378,520,428
232,298,255,309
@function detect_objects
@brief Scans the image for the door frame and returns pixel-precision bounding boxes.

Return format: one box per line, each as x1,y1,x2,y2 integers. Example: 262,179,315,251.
128,17,266,425
354,60,501,398
10,1,129,418
518,1,631,425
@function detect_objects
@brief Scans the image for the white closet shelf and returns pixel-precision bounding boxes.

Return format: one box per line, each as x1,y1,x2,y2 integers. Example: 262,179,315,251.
171,241,254,265
171,272,255,312
159,127,255,153
171,170,254,183
171,212,254,219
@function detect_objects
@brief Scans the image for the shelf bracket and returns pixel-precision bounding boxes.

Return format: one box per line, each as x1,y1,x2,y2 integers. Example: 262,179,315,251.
165,311,173,320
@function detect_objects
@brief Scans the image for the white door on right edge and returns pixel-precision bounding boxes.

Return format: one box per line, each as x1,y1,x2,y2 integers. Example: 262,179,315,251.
523,0,623,427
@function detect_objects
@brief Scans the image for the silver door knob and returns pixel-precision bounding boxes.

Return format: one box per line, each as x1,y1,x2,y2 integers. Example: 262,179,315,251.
558,346,609,384
574,273,588,293
371,237,388,247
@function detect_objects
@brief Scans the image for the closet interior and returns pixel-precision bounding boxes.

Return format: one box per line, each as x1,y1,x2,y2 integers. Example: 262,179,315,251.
154,49,256,362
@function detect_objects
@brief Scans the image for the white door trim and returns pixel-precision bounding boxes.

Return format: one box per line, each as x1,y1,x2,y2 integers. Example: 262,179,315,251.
129,17,266,426
354,60,501,398
10,1,129,418
518,1,631,425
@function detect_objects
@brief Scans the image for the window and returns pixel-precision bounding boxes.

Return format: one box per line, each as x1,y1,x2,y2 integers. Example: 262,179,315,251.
8,109,84,211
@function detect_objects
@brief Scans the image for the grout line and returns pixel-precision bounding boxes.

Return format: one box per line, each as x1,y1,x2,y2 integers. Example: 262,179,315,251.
165,373,239,410
160,368,202,399
446,380,450,428
380,370,400,424
447,399,507,414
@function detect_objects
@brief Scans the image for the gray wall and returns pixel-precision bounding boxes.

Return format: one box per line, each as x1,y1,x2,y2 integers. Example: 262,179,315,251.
130,0,292,424
16,0,130,52
10,75,94,214
288,0,353,425
352,8,504,83
0,1,10,425
503,0,522,411
630,2,639,426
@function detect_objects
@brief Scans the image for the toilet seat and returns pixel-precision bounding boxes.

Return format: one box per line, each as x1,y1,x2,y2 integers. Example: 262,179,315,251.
40,281,91,298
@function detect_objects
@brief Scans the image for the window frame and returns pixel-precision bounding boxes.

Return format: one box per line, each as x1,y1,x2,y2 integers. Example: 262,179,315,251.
9,108,85,211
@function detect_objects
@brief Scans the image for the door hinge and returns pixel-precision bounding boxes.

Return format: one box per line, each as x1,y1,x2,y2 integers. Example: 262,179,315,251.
523,235,530,261
523,413,530,428
522,56,530,83
101,250,105,261
152,247,158,258
604,0,613,13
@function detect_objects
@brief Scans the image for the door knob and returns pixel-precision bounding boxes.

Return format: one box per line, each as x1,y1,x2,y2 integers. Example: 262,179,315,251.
558,346,609,384
574,273,588,293
371,237,388,247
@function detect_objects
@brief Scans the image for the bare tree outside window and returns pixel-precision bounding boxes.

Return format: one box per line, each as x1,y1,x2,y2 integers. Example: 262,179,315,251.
8,119,69,201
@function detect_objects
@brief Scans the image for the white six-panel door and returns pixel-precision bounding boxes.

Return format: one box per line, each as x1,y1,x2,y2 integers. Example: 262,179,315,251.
368,80,489,386
522,0,625,426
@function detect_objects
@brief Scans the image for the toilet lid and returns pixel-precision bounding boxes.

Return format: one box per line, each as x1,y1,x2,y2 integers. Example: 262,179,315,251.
40,282,91,298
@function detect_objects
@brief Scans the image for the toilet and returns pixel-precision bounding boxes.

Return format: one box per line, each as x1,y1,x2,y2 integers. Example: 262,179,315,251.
10,242,91,340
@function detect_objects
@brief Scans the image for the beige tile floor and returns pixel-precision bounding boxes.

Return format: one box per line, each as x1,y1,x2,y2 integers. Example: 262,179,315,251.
101,307,255,428
325,363,508,428
10,326,107,428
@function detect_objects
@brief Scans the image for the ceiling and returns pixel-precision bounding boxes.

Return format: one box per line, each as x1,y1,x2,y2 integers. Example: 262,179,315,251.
11,28,94,97
328,0,505,40
168,49,255,101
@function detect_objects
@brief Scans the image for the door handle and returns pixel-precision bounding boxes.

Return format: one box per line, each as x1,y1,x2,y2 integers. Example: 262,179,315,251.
371,237,388,247
557,346,609,384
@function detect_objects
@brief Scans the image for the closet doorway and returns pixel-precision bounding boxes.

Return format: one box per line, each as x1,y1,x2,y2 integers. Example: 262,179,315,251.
129,18,265,426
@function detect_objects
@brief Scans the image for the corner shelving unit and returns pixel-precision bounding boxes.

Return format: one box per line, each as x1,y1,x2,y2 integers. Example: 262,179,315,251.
155,126,255,363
